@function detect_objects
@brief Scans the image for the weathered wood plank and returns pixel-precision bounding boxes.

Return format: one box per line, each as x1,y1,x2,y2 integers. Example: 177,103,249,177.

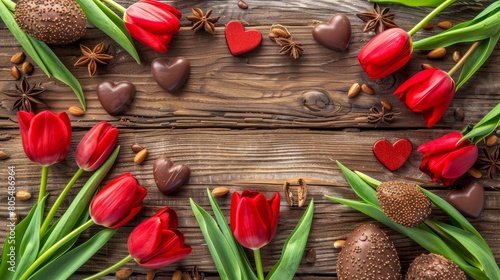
0,128,499,278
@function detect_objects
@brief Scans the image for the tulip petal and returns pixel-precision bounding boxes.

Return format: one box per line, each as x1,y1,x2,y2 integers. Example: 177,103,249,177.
267,192,280,242
417,132,463,154
124,22,167,53
440,145,478,179
17,111,35,161
128,217,163,259
155,207,179,229
233,197,270,249
126,4,180,35
140,0,182,19
138,246,192,269
422,87,455,127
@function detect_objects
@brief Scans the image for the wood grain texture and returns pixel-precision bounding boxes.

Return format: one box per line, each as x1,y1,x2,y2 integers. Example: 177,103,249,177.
0,0,499,279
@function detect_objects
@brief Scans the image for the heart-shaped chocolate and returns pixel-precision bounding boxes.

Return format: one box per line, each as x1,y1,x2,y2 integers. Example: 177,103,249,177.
312,14,351,51
97,81,136,116
446,182,484,218
373,138,412,171
151,57,191,93
225,20,262,56
153,156,191,195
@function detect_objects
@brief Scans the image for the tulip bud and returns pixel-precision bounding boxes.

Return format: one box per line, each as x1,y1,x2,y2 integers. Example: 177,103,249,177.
128,207,192,268
76,121,118,171
18,111,72,166
230,190,280,250
358,28,412,79
90,173,147,228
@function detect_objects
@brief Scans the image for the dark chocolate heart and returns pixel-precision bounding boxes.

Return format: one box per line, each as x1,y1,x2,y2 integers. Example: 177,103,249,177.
312,14,351,51
153,156,191,195
151,57,191,93
96,81,136,116
446,182,484,218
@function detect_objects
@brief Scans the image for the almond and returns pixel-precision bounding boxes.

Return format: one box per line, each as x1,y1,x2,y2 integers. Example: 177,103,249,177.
347,83,361,98
21,61,34,75
486,135,498,147
11,66,21,80
131,143,144,153
172,270,182,280
134,148,148,165
146,270,156,280
381,100,392,111
271,28,290,38
212,186,230,197
16,190,31,201
421,63,434,70
467,168,482,179
437,20,453,29
361,83,375,95
427,47,446,59
422,22,434,30
10,52,25,64
452,51,461,63
333,239,345,249
0,150,10,160
10,212,21,225
115,267,133,279
68,106,85,116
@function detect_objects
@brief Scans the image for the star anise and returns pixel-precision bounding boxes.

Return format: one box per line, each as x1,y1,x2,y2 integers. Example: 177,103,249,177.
357,3,398,34
476,146,500,179
187,8,220,34
74,42,113,77
274,37,304,59
367,106,400,127
3,76,46,112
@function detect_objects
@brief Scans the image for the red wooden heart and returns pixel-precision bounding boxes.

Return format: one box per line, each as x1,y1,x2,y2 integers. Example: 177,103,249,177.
225,20,262,56
373,138,412,171
446,182,484,218
96,81,136,116
153,156,191,195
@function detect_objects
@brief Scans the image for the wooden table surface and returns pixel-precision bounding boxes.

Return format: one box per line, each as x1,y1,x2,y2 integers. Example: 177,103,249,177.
1,0,499,279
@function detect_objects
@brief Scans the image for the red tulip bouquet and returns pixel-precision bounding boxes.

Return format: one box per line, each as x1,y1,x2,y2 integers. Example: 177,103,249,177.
190,190,314,280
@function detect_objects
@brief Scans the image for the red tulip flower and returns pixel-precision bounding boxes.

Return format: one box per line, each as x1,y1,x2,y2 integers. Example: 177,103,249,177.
75,121,118,171
90,173,147,228
418,132,478,186
124,0,181,52
128,207,192,268
395,68,455,128
18,111,72,166
230,190,280,250
358,28,413,79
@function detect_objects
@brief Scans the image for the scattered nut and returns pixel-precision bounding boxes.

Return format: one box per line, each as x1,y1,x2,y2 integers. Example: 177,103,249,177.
21,61,34,75
361,83,375,95
172,270,182,280
16,190,31,201
146,270,156,280
422,22,434,30
68,106,85,116
10,66,21,80
421,63,434,70
452,51,461,63
212,186,230,197
270,28,290,38
427,47,447,59
10,212,21,225
134,148,148,165
283,181,294,206
305,248,317,263
333,239,345,249
298,178,307,207
381,100,392,111
115,267,133,279
10,52,26,64
486,135,498,147
237,0,249,9
268,32,279,39
131,143,144,153
454,107,465,121
467,168,482,179
437,20,453,29
0,150,10,160
347,83,361,98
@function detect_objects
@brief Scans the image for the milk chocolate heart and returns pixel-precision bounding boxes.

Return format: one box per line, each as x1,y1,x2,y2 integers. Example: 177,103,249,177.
96,81,136,116
153,156,191,195
312,14,351,51
446,182,484,218
373,138,412,171
225,20,262,56
151,57,191,93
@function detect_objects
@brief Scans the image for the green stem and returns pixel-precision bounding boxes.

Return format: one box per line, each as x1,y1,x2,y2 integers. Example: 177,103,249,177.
40,168,85,235
447,41,481,76
1,0,15,12
408,0,456,36
39,166,49,204
101,0,127,14
82,255,133,280
253,249,265,280
19,219,95,280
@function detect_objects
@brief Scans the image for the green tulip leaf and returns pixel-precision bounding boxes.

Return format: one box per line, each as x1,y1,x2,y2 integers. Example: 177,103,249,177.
29,228,117,280
206,190,258,280
0,1,85,109
265,200,314,280
457,33,500,90
369,0,448,7
92,0,133,43
337,161,379,206
462,121,500,144
413,3,500,50
190,199,245,280
76,0,140,63
12,196,46,280
39,147,120,255
0,199,39,280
